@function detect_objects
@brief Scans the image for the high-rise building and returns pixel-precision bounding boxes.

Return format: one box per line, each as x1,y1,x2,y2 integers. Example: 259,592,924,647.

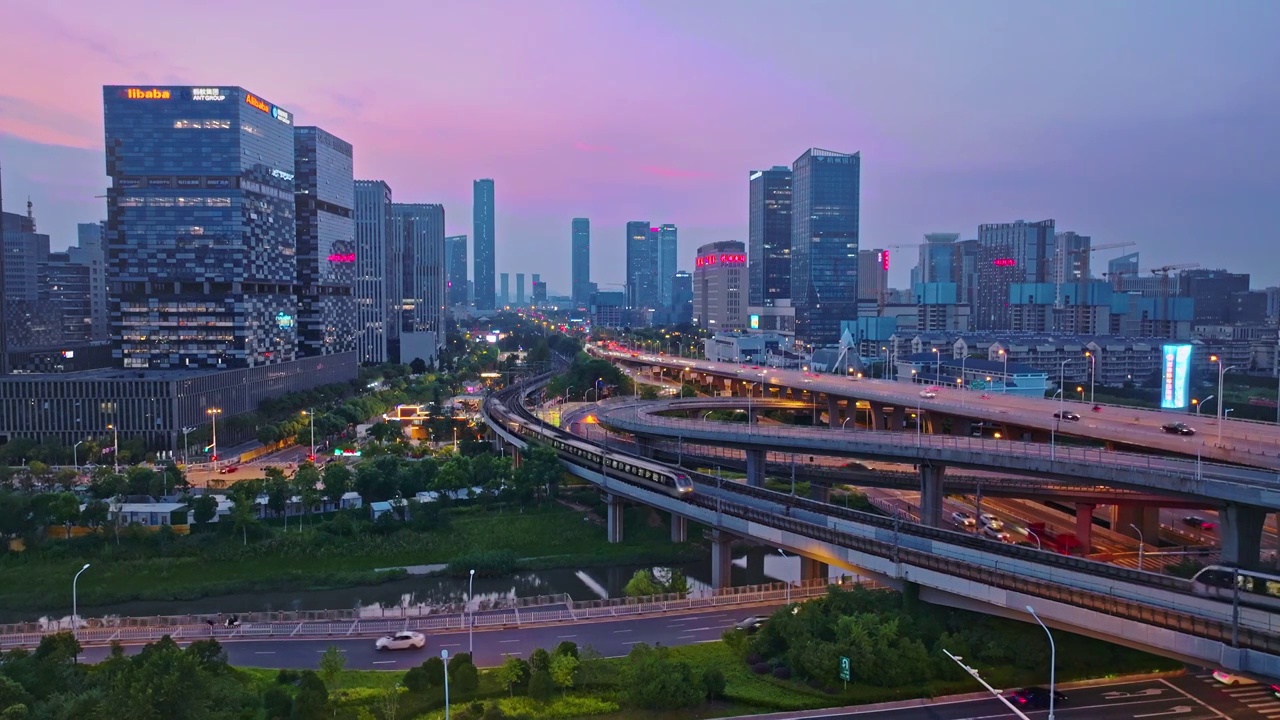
0,161,7,375
104,85,304,370
973,219,1056,331
75,222,109,341
444,235,468,307
294,126,356,358
2,209,53,350
1179,269,1251,324
657,224,678,308
1052,231,1092,285
670,270,693,326
473,179,495,311
499,273,509,306
790,148,860,346
532,281,547,303
516,272,526,304
625,221,657,309
693,241,747,331
571,218,591,307
917,233,961,285
857,249,889,302
748,166,792,307
1107,252,1140,284
354,180,394,364
391,203,446,363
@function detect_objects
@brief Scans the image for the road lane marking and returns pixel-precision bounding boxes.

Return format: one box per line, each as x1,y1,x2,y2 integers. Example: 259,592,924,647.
372,660,397,665
254,651,276,655
677,635,696,640
622,640,643,645
1159,679,1229,719
555,635,577,639
686,627,712,632
439,643,461,647
499,639,519,644
501,651,522,656
613,629,632,633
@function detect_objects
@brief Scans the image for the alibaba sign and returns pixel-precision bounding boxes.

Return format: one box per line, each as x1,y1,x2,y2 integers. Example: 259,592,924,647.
245,93,271,114
328,253,356,263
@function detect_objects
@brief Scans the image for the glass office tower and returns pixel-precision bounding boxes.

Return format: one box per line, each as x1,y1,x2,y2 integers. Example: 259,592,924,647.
473,179,495,310
571,218,590,307
294,126,356,357
748,166,792,307
790,148,860,347
657,223,678,309
625,221,657,309
104,85,299,369
445,235,468,306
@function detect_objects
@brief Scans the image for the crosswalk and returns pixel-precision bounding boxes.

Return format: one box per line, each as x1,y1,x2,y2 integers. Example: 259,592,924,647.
1198,671,1280,717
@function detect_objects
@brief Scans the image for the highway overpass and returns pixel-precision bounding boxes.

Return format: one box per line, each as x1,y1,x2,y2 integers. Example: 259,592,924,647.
483,374,1280,677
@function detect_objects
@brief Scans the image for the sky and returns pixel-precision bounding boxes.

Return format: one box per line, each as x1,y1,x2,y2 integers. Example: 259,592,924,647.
1,0,1278,294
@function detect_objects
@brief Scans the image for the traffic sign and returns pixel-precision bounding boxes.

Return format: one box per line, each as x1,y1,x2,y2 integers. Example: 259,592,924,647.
839,656,850,682
970,379,987,391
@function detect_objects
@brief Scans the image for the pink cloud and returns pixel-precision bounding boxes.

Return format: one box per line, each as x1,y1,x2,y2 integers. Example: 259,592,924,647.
640,165,713,180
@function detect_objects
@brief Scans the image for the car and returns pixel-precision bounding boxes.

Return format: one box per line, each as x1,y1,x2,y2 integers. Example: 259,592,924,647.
1271,683,1280,700
919,390,937,399
1182,516,1217,531
1162,422,1196,436
1213,670,1257,686
1007,687,1067,709
218,466,239,474
1053,411,1081,421
979,512,1001,528
375,631,426,651
982,525,1012,542
950,511,976,528
735,616,769,634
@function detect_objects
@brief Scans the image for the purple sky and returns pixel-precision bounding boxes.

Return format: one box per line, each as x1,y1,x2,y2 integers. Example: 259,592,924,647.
2,0,1278,293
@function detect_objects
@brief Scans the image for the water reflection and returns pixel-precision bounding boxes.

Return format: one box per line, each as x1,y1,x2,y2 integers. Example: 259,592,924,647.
10,547,850,625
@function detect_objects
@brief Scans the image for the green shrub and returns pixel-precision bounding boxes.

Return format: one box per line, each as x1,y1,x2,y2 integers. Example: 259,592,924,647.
528,670,554,702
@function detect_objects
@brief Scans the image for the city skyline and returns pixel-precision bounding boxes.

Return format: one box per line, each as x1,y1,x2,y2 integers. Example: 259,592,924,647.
1,1,1279,293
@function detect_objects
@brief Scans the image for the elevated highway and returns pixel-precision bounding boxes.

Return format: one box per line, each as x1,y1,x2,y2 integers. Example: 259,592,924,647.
594,346,1280,471
594,396,1280,566
483,375,1280,676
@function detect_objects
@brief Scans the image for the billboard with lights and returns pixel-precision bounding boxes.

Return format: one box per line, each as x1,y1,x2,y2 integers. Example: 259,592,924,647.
1160,344,1193,409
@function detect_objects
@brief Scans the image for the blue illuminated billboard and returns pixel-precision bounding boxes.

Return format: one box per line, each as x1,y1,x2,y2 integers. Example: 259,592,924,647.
749,314,760,330
1160,344,1193,409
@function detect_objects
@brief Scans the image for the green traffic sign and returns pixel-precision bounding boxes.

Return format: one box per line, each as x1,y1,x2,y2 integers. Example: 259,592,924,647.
970,379,987,390
839,656,851,682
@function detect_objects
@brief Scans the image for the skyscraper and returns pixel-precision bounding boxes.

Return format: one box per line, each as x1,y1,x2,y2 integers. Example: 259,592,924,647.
499,273,509,306
516,273,526,304
354,180,394,364
391,203,446,363
917,233,961,285
974,219,1056,331
1053,231,1092,285
294,126,356,358
76,222,109,341
473,179,495,311
444,235,468,307
0,160,7,375
571,218,590,307
857,249,889,302
693,241,747,331
104,85,302,369
625,221,657,309
2,209,54,350
1108,252,1140,279
790,148,860,346
748,166,792,307
657,223,678,308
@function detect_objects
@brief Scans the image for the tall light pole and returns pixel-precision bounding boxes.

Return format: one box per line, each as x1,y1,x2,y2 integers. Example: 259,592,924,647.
1084,351,1096,405
563,385,574,406
1210,355,1237,447
72,563,90,637
73,441,83,473
1130,523,1145,572
1026,606,1056,720
207,407,222,471
106,424,119,474
999,348,1008,393
467,568,476,654
302,408,316,462
931,348,940,384
1196,395,1215,417
441,648,451,720
747,382,758,430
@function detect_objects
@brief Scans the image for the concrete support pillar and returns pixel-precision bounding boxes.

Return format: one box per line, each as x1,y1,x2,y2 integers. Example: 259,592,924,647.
827,397,842,428
745,448,767,488
1112,505,1159,550
605,493,624,544
510,447,523,469
918,464,946,527
670,514,687,543
923,413,936,435
747,406,759,424
799,556,829,583
868,402,885,430
710,530,733,590
635,436,655,459
746,548,764,577
890,406,906,432
1075,503,1096,553
809,483,831,504
1222,502,1268,569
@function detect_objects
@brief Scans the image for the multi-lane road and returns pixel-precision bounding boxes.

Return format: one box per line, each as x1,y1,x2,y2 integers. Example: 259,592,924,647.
600,347,1280,469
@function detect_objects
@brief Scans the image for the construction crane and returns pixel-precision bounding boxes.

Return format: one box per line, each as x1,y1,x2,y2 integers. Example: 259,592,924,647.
1052,241,1136,310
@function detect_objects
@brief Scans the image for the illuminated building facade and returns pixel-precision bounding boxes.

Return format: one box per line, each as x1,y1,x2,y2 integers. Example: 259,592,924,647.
974,219,1056,331
790,148,860,346
693,241,747,331
294,126,356,357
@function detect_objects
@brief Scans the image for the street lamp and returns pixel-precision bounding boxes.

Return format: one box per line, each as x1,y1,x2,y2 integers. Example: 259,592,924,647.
1026,605,1057,720
931,348,941,384
747,382,758,429
73,441,83,473
1196,395,1215,417
72,563,90,638
563,385,574,406
302,408,316,462
1076,385,1085,401
998,348,1008,393
206,408,222,471
106,424,119,474
441,648,451,720
1209,355,1238,446
1084,351,1096,405
468,568,476,654
777,549,792,602
1025,528,1043,550
1130,523,1145,572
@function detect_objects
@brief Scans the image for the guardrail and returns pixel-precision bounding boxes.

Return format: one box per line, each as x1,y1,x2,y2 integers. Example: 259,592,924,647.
0,577,869,650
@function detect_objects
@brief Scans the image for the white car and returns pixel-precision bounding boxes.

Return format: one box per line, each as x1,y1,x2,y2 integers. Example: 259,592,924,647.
951,511,976,528
1213,670,1257,686
982,526,1012,542
979,512,1002,530
375,631,426,651
919,390,937,399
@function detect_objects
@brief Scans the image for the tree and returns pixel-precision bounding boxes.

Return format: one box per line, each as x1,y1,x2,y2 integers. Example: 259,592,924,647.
227,492,257,546
409,357,428,374
321,462,352,504
549,652,578,694
452,661,479,699
190,495,217,526
516,444,563,501
623,570,663,598
421,656,445,688
528,648,551,674
527,669,554,703
376,684,401,720
552,641,578,660
266,475,291,530
318,645,346,690
262,685,292,720
292,671,328,720
46,492,81,539
368,422,401,444
700,667,726,700
494,656,529,696
624,644,704,711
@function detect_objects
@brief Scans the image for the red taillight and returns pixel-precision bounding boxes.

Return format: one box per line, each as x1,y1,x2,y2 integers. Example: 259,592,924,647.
1016,697,1027,704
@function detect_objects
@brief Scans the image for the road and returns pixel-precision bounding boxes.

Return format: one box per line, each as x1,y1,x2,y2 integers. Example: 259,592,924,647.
599,347,1280,470
75,604,775,670
790,674,1278,719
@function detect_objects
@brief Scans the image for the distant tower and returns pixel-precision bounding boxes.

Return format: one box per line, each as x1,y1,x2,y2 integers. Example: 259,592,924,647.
571,218,590,306
473,179,496,310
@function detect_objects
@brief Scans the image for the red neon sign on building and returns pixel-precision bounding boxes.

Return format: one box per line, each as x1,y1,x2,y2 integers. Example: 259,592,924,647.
696,253,746,269
328,253,356,263
991,258,1017,267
